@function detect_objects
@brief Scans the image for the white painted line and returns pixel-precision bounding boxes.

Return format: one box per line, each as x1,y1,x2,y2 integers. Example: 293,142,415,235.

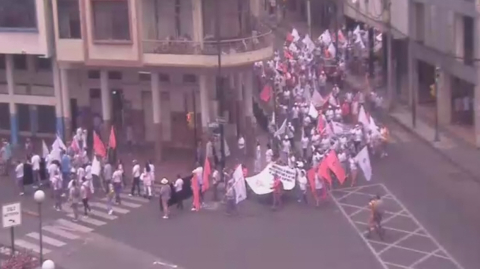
329,192,389,269
108,200,141,208
15,239,51,254
56,218,94,233
339,203,410,217
354,221,429,238
329,183,384,192
409,249,439,268
63,207,118,220
377,228,421,255
333,190,396,200
26,232,66,247
42,225,80,240
68,214,107,226
379,184,466,269
116,193,150,203
336,185,371,201
88,202,130,214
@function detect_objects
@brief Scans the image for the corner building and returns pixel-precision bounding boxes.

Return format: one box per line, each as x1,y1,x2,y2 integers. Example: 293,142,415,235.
0,0,273,160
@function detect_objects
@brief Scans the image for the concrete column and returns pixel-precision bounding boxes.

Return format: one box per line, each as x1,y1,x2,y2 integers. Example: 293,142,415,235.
52,60,64,139
29,106,38,136
192,0,204,49
437,71,452,125
474,5,480,147
236,72,246,136
199,74,210,131
6,55,18,145
100,70,111,139
27,56,36,136
151,72,163,162
244,71,256,157
60,68,72,141
306,0,312,36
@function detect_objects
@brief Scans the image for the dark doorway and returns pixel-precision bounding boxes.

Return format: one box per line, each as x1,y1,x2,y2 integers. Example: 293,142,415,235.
111,89,124,129
70,98,78,132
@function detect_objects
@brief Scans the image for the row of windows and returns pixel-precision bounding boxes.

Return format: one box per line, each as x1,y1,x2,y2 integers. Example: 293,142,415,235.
0,55,51,71
87,70,197,83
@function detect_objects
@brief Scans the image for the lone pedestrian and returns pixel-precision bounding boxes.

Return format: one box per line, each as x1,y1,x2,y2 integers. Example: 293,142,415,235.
174,175,184,209
68,180,81,221
81,178,92,216
130,160,141,196
159,178,171,219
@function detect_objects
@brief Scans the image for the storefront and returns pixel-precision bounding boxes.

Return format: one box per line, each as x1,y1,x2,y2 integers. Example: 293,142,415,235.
451,77,474,126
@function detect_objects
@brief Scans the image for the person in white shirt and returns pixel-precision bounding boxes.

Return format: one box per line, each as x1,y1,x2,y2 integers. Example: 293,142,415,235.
237,135,246,162
265,144,274,165
297,168,308,204
301,136,309,158
15,161,24,195
192,164,204,206
349,157,358,187
31,154,41,187
130,160,141,196
254,142,262,173
281,136,291,164
334,107,342,121
174,175,184,209
325,109,334,121
112,168,123,204
52,171,63,211
85,163,94,195
141,168,153,199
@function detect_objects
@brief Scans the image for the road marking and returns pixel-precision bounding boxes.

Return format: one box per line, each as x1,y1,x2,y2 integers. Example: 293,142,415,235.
15,239,51,254
338,203,410,217
87,202,130,214
116,193,150,203
26,232,66,247
63,207,118,220
98,198,141,208
331,183,466,269
42,225,80,240
68,214,107,226
56,218,93,233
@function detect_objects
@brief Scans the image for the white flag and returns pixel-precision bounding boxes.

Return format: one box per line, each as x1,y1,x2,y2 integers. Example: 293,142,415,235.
91,156,101,177
291,28,300,42
353,25,361,35
302,35,315,53
311,90,325,107
274,119,287,138
319,30,331,44
355,146,372,181
331,122,347,134
308,103,318,119
42,140,49,158
358,106,369,127
368,116,381,137
233,165,247,204
52,136,66,151
327,43,336,58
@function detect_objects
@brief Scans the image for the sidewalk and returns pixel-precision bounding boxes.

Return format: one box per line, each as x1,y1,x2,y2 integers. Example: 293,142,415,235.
389,104,480,183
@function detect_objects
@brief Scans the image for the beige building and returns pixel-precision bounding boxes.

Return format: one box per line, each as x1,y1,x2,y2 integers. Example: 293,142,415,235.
0,0,274,159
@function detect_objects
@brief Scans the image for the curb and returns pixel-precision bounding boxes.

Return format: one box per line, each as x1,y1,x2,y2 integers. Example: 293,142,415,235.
387,113,480,185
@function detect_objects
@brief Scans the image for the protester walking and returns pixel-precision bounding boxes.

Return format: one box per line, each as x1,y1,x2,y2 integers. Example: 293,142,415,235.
225,180,236,216
130,160,141,196
106,183,115,215
174,175,184,209
52,171,63,211
14,161,24,196
81,178,92,216
68,180,81,221
159,178,171,219
112,167,123,204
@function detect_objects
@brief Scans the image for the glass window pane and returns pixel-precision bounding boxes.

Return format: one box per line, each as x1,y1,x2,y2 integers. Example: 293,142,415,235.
0,0,37,28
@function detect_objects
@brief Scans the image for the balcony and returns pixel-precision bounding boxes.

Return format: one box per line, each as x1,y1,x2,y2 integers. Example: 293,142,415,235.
143,30,274,67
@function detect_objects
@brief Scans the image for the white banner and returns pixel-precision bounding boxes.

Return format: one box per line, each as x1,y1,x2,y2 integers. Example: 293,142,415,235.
291,28,300,42
42,140,49,159
274,119,287,138
355,147,372,181
268,163,296,190
91,156,101,177
308,103,318,119
245,164,274,195
233,165,247,204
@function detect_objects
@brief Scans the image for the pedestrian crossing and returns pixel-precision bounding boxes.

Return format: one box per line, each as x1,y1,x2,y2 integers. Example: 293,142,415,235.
8,182,165,258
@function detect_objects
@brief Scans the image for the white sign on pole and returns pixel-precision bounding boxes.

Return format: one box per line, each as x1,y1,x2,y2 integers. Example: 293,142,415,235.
2,202,22,228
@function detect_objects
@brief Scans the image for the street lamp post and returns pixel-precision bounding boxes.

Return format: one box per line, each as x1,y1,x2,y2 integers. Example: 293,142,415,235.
434,66,440,142
33,190,45,263
215,0,226,182
42,259,55,269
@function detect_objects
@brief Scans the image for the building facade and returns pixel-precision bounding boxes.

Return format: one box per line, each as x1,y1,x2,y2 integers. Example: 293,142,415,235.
344,0,480,146
0,0,274,159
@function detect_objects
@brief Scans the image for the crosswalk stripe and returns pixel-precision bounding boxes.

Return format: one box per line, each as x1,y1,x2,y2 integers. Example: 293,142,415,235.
118,194,150,203
42,225,80,240
15,239,51,254
88,202,130,214
26,232,66,247
113,200,141,208
56,218,93,233
68,215,107,226
63,207,118,220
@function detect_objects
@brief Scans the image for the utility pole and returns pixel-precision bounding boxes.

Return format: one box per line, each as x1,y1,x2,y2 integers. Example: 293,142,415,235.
408,37,416,128
306,0,312,36
384,0,393,109
434,66,440,141
215,1,226,180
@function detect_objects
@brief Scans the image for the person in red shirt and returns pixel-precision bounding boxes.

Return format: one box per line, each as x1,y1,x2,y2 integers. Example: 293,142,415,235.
271,174,283,210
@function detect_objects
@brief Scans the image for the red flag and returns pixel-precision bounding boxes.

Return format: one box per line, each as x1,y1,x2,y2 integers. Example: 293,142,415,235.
202,158,211,193
318,159,332,187
326,150,347,185
307,168,318,199
108,127,117,149
284,50,293,59
286,33,294,42
260,85,272,102
70,140,79,153
93,132,106,157
317,115,325,133
192,174,201,211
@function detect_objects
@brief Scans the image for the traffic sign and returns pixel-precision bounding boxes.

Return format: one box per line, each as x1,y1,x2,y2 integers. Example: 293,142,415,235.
2,203,22,228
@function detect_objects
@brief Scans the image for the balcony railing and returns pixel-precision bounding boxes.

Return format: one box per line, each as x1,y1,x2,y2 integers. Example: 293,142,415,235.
143,30,273,56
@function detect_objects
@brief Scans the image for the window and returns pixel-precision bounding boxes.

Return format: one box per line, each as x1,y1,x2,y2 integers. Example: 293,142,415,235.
89,88,101,98
36,58,51,71
13,55,27,70
57,0,81,38
159,73,170,82
0,0,37,29
175,0,181,36
0,55,5,70
139,73,151,81
414,3,425,44
108,71,122,80
183,74,197,83
463,16,474,66
92,0,131,41
88,70,100,79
